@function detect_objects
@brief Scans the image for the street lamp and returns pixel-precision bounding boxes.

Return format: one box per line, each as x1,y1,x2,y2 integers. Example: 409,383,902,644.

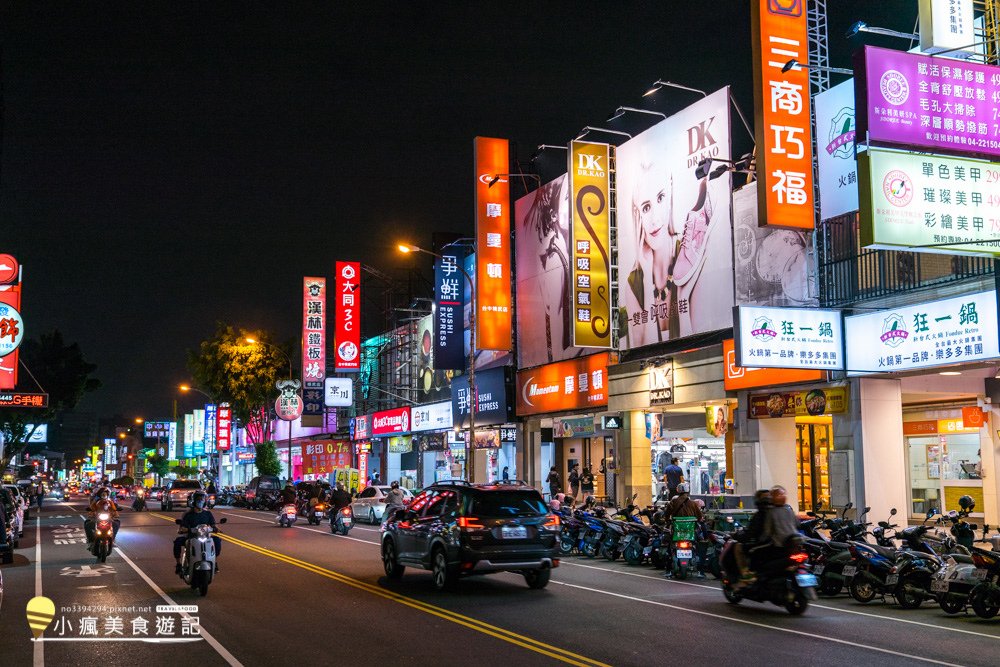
781,59,853,76
399,242,477,482
178,384,216,486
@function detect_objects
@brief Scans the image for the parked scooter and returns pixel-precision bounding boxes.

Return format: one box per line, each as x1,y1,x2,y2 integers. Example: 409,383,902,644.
277,503,297,528
331,506,353,535
933,524,995,614
175,517,227,596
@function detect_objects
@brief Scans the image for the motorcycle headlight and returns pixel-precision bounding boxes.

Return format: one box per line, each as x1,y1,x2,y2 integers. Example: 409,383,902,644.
98,513,110,521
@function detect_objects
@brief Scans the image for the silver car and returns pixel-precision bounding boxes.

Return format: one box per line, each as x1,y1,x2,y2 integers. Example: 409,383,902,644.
2,485,26,538
350,486,413,524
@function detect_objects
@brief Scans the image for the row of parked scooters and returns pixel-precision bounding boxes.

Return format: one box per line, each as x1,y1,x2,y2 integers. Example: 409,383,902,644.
802,498,1000,618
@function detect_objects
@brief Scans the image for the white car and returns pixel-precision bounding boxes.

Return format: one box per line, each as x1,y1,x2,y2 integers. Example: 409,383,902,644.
351,485,413,524
2,485,26,538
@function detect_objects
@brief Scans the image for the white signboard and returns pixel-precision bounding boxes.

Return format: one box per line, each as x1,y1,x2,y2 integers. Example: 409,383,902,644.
26,424,48,443
845,290,999,374
920,0,976,58
859,148,1000,257
324,377,353,407
735,305,844,370
815,79,859,220
410,400,453,432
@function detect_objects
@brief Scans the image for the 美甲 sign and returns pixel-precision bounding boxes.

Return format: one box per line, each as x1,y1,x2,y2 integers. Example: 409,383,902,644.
919,0,975,57
749,386,850,418
859,148,1000,257
372,406,410,437
475,137,512,351
815,79,859,221
750,0,815,229
410,400,453,432
516,352,609,417
302,277,326,422
734,305,844,369
434,251,466,371
844,290,1000,374
648,359,674,407
454,367,512,428
324,377,353,407
723,339,824,390
570,140,612,348
855,46,1000,160
334,262,360,371
216,403,231,451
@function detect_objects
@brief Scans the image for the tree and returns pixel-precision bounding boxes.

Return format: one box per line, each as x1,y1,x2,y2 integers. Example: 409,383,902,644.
254,440,282,477
187,322,292,446
171,465,199,478
146,453,171,479
0,330,101,471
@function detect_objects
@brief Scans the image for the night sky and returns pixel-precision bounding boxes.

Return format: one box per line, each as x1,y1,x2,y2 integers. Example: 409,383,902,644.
0,1,919,424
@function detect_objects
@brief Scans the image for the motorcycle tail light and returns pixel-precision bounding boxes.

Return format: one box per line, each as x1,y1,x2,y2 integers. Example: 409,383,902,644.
315,505,325,511
972,553,987,568
677,541,691,549
341,508,351,515
890,565,898,574
790,552,809,563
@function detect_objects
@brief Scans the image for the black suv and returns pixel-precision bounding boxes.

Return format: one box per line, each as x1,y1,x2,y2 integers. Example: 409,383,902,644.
380,481,560,591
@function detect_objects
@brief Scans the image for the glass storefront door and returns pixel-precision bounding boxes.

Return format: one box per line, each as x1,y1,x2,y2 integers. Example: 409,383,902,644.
796,418,831,512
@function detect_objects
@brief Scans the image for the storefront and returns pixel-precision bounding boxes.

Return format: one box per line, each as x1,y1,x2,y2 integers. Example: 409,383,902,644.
410,400,464,486
517,353,610,499
903,411,985,519
454,367,514,483
350,414,372,486
371,407,411,486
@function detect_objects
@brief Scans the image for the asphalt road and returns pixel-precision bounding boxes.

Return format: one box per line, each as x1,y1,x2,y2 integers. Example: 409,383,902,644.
2,496,999,666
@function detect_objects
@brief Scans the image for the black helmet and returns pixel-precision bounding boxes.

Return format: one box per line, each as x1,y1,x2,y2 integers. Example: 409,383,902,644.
390,481,400,489
753,489,772,509
191,490,207,509
959,495,976,512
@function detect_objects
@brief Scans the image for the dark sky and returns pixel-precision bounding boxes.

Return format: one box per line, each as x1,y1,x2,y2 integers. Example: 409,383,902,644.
0,1,919,423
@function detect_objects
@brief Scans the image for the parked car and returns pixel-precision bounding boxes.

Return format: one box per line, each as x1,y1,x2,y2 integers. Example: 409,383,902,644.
244,475,283,510
2,485,26,538
0,487,19,563
160,479,204,512
351,485,414,524
380,481,560,590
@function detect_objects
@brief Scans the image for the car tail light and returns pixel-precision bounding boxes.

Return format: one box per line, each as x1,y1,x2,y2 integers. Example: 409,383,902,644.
457,517,485,531
542,515,561,532
790,552,809,563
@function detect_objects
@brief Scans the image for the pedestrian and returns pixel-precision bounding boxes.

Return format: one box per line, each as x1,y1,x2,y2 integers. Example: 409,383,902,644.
580,467,595,502
502,466,510,482
663,457,684,499
568,464,580,502
34,481,44,509
545,466,561,498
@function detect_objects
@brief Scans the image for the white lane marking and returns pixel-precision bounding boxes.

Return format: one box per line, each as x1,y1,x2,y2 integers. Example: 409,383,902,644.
550,580,964,667
218,511,380,548
114,547,242,666
34,516,44,667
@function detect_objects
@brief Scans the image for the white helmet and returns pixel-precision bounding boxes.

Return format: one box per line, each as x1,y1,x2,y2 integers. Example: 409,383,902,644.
676,483,690,495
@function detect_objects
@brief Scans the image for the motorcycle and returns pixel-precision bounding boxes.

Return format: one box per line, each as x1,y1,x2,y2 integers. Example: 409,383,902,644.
721,539,817,615
667,517,699,580
132,488,146,512
331,506,353,535
308,502,327,526
277,503,297,528
175,517,226,596
932,524,995,614
91,512,115,563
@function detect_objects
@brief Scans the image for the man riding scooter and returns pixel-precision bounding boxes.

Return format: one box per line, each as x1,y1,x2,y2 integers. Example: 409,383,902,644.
85,487,120,549
174,491,221,574
330,482,352,519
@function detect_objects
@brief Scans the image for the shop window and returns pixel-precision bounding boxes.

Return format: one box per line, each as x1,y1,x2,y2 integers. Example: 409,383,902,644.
796,420,831,512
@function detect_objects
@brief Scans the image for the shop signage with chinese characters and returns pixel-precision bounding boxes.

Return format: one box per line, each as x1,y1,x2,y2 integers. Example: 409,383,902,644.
324,377,353,407
474,136,512,351
216,403,231,451
334,262,361,371
411,400,453,432
351,415,371,440
750,0,814,229
500,425,517,443
104,438,118,466
453,367,512,428
648,359,674,407
183,413,194,458
388,436,412,454
748,386,850,418
516,352,609,417
144,421,172,438
275,392,303,422
858,148,1000,257
204,404,217,454
553,417,595,437
855,46,1000,160
0,252,22,389
919,0,975,56
372,406,410,437
844,290,999,374
734,305,844,369
302,440,352,475
815,79,859,221
192,409,206,457
0,301,24,357
569,140,612,348
434,252,465,371
723,339,824,390
302,277,326,424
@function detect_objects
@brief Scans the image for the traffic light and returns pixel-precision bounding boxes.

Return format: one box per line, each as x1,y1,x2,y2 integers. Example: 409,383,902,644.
128,454,134,460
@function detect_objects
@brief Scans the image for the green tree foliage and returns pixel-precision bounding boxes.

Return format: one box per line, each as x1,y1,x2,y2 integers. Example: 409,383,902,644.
254,440,282,477
146,453,171,478
187,322,293,445
171,465,199,478
0,330,101,470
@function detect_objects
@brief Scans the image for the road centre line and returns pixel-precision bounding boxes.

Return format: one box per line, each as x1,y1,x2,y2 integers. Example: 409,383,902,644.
34,517,43,667
217,510,380,547
549,580,966,667
147,513,609,667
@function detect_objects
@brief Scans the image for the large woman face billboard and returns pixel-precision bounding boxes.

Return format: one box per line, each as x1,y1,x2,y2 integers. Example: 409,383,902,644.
616,88,735,350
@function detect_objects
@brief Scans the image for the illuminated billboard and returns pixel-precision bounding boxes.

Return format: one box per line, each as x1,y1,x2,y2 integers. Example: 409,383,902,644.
474,137,512,351
569,141,612,349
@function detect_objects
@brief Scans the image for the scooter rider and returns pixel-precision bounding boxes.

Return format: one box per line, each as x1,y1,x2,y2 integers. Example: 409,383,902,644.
663,483,707,578
330,482,352,520
749,485,802,576
85,488,120,548
174,491,221,574
280,481,297,506
382,481,406,525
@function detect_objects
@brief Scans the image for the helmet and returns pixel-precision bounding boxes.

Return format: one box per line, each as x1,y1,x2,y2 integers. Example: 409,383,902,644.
754,489,772,509
676,483,690,495
336,482,345,491
391,481,400,489
97,488,110,500
959,495,976,512
191,491,207,509
694,499,705,509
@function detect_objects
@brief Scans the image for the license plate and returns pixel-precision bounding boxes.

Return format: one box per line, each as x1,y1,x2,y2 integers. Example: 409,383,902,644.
813,564,825,575
343,518,352,525
885,574,898,586
796,574,818,587
931,579,949,592
502,526,528,539
972,568,988,580
842,565,857,577
676,549,693,559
